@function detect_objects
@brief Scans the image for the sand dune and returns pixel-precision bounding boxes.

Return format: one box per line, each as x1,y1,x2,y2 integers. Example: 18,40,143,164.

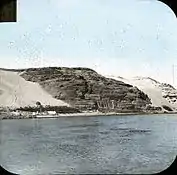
106,75,177,111
0,70,69,109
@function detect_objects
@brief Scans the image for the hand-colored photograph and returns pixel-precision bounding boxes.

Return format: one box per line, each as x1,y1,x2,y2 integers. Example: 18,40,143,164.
0,0,177,174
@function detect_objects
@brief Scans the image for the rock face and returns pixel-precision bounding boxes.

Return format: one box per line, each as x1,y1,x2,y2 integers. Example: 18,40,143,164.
160,83,177,110
19,67,152,113
107,75,177,112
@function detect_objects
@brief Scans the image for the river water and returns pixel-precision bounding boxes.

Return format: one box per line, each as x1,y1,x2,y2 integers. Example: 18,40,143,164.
1,114,177,174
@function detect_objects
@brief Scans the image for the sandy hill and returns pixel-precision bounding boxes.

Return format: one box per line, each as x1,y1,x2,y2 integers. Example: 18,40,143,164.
0,70,69,109
106,75,177,111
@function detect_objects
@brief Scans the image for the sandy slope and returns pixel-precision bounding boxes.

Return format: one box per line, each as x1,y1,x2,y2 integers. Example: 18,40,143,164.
106,75,177,111
0,70,69,109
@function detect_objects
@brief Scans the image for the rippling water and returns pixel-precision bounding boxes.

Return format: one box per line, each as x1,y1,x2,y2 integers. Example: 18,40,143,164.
1,114,177,174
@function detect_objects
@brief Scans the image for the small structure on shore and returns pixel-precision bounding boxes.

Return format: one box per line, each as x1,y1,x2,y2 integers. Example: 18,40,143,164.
47,111,57,115
11,111,20,116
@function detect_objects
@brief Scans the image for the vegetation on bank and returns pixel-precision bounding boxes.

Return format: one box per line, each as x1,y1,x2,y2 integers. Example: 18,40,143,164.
14,105,81,113
162,105,173,112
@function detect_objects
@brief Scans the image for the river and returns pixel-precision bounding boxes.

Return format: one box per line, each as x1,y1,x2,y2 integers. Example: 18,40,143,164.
1,114,177,174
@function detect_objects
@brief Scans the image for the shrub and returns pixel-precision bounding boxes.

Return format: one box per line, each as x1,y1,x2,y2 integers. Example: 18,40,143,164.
162,105,173,111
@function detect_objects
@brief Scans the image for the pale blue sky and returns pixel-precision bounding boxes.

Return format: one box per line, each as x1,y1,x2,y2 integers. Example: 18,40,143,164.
0,0,177,85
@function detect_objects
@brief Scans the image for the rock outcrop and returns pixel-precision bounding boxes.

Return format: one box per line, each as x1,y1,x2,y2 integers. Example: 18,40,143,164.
18,67,152,113
106,75,177,112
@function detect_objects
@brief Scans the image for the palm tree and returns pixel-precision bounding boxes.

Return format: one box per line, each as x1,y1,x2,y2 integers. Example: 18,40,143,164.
36,101,43,113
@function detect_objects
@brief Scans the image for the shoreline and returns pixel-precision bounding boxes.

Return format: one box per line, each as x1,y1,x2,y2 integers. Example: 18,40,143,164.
1,111,177,120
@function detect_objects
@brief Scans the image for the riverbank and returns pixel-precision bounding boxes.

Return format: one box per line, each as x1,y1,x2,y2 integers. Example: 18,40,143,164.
1,111,177,120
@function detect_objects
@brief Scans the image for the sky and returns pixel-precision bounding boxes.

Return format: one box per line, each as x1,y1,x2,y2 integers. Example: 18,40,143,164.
0,0,177,86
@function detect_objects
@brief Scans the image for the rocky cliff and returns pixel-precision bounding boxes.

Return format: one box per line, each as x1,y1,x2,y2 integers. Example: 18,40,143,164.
160,83,177,110
18,67,153,113
106,75,177,112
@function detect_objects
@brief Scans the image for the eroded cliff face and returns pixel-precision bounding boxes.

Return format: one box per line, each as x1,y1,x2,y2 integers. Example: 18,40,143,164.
19,67,152,113
106,75,177,112
160,83,177,110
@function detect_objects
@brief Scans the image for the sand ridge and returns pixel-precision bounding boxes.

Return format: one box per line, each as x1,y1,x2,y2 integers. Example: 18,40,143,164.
0,70,69,109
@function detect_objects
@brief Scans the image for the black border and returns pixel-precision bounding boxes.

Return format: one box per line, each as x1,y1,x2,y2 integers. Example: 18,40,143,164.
159,0,177,17
0,165,19,175
0,0,16,22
